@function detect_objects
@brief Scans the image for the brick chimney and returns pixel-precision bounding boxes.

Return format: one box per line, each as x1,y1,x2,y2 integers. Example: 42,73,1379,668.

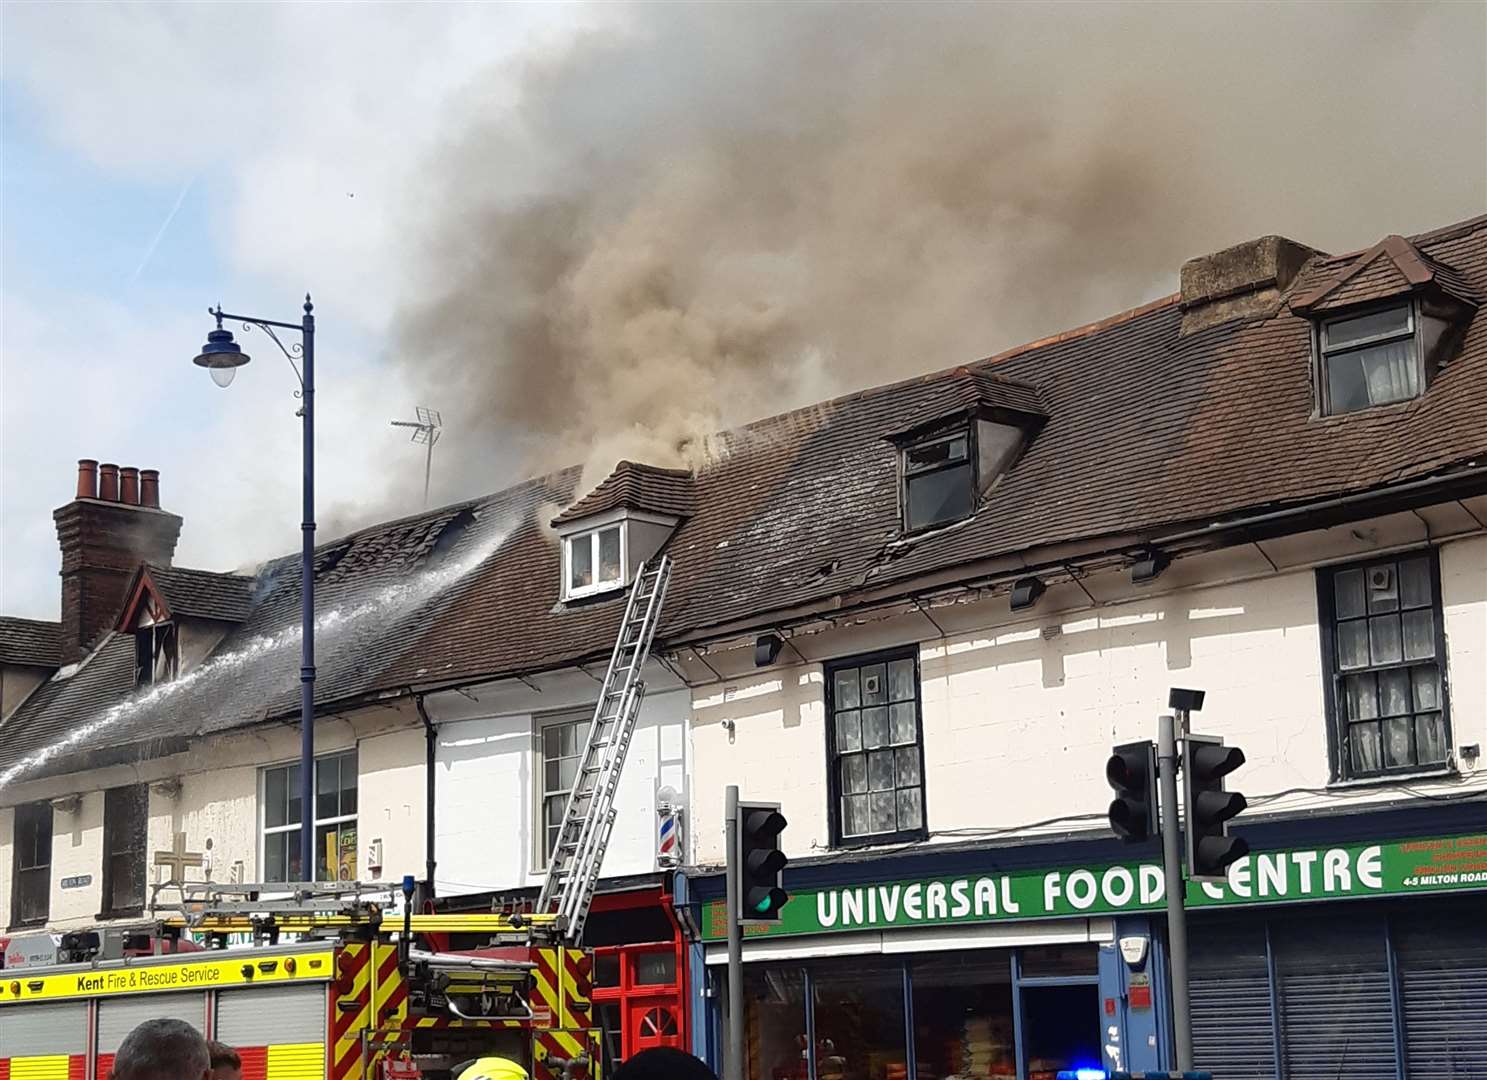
1179,235,1322,335
54,459,184,662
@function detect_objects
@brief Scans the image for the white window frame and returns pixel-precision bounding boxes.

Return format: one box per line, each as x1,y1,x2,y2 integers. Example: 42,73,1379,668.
562,523,627,601
1317,301,1421,416
259,749,358,884
533,710,593,872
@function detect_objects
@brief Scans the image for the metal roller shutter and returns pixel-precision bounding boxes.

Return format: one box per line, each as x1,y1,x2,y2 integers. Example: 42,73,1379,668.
1397,916,1487,1076
214,983,327,1046
97,991,207,1051
0,1001,89,1055
1272,916,1395,1080
1189,919,1276,1080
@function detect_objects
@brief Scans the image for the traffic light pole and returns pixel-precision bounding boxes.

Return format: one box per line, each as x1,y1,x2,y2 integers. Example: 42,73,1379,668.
725,784,744,1080
1158,710,1194,1070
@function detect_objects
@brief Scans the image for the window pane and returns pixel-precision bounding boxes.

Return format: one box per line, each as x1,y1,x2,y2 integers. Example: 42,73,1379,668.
835,710,862,752
287,829,303,881
286,764,302,827
1411,666,1441,712
862,706,889,749
834,667,861,710
895,746,921,787
897,788,923,831
1399,556,1432,609
265,831,287,883
841,754,868,794
265,768,287,829
570,535,594,590
316,823,338,881
594,953,621,988
889,702,917,744
744,967,806,1080
1383,716,1414,769
907,462,974,530
1334,569,1366,620
1326,350,1373,414
912,954,1015,1079
843,794,869,836
339,752,357,816
544,725,561,758
812,962,908,1080
861,663,887,705
1366,567,1399,612
906,435,968,471
1343,673,1378,720
634,951,676,986
869,791,897,833
1415,714,1447,765
1337,621,1369,669
868,749,894,791
316,754,339,821
1369,616,1402,665
887,658,915,702
545,758,562,792
1378,669,1410,716
1350,723,1382,774
1325,305,1409,347
1402,610,1434,661
598,527,621,583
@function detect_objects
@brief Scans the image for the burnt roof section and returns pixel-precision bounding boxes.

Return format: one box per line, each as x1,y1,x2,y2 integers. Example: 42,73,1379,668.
0,617,62,668
129,565,257,625
885,366,1046,443
551,461,696,527
4,213,1487,781
1291,233,1482,315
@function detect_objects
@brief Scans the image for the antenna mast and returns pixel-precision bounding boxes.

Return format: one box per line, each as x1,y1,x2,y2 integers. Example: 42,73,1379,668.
390,405,442,507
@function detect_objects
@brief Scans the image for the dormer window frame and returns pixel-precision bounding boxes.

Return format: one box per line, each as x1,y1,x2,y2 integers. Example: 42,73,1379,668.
556,507,680,603
1315,299,1424,417
898,422,979,535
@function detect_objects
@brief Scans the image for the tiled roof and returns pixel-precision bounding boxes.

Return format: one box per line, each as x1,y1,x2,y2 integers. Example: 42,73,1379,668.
885,366,1045,442
0,617,62,668
140,564,256,623
3,213,1487,782
1292,233,1482,314
551,461,696,526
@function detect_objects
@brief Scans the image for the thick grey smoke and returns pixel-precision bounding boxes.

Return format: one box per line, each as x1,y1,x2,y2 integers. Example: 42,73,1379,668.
396,2,1485,502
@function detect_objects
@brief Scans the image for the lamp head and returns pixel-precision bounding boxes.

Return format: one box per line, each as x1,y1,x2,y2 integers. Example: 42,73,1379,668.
193,309,250,387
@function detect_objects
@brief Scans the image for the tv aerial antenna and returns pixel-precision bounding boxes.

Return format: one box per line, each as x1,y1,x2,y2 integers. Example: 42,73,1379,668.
390,405,442,507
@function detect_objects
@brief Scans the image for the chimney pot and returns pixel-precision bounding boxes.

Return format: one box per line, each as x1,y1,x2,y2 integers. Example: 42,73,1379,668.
140,469,161,509
120,466,141,506
76,459,99,500
98,463,121,502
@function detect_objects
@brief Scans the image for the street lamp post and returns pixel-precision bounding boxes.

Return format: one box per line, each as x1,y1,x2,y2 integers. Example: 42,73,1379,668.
193,296,317,881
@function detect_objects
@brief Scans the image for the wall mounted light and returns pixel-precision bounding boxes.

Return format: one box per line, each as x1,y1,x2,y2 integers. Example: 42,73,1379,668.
1009,576,1046,611
754,633,784,667
1131,550,1171,585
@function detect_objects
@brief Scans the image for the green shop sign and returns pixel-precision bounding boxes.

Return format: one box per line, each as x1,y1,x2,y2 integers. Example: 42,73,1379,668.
700,832,1487,942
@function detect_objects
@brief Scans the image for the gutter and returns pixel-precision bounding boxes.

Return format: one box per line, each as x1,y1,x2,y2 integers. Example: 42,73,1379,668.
416,693,437,898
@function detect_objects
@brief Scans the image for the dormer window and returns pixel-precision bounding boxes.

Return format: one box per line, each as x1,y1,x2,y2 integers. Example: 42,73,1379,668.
1320,303,1420,415
134,620,177,687
902,429,975,532
566,524,625,599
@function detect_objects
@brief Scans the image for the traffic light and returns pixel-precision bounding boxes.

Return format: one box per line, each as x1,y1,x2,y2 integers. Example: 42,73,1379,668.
1105,741,1158,842
1182,734,1248,879
736,801,789,922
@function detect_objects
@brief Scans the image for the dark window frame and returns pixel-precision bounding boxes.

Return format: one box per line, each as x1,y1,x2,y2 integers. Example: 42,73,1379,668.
824,646,929,849
1314,300,1424,417
134,621,178,687
9,800,53,929
898,424,979,534
99,783,149,918
1317,548,1452,782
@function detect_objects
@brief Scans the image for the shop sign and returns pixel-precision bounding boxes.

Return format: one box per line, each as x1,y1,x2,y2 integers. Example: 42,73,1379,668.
0,948,335,1003
700,832,1487,941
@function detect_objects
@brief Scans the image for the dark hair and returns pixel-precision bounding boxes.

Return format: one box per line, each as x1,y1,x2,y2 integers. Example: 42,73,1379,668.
208,1041,241,1070
612,1048,717,1080
112,1018,210,1080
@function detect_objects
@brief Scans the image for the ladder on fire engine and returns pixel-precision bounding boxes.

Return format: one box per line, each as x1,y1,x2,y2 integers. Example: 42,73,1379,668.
535,556,672,945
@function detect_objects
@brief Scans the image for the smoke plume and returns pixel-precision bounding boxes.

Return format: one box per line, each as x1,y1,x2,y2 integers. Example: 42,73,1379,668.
396,2,1485,503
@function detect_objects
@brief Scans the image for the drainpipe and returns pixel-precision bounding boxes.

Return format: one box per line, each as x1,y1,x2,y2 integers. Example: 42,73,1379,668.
416,693,437,898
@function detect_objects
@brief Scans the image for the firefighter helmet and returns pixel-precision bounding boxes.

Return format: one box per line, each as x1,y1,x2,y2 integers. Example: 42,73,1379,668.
457,1058,529,1080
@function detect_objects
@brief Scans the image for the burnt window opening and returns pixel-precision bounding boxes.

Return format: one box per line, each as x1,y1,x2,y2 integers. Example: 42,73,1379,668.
314,540,353,579
135,621,178,687
10,800,53,927
428,507,478,565
1318,302,1422,415
902,429,976,532
101,784,148,916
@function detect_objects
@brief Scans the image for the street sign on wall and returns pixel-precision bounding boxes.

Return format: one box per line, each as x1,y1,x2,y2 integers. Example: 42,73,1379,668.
700,831,1487,941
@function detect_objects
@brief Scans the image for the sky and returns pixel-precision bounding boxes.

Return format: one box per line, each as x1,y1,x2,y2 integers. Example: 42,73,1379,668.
3,2,1485,624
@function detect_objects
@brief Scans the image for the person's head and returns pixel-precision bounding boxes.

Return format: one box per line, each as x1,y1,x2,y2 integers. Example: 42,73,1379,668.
612,1048,717,1080
455,1058,529,1080
207,1040,242,1080
112,1018,210,1080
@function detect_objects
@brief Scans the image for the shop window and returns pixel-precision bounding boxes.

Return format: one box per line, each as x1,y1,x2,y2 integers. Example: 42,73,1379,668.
101,784,148,916
260,749,358,882
9,800,52,927
911,954,1014,1079
1319,551,1450,780
537,711,592,869
634,951,677,986
826,650,926,846
812,960,907,1080
745,967,807,1080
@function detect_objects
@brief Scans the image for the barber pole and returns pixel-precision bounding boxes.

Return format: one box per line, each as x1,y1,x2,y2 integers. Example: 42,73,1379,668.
657,807,681,867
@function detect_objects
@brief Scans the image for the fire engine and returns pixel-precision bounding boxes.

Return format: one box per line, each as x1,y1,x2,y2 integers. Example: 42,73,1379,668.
0,559,671,1080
